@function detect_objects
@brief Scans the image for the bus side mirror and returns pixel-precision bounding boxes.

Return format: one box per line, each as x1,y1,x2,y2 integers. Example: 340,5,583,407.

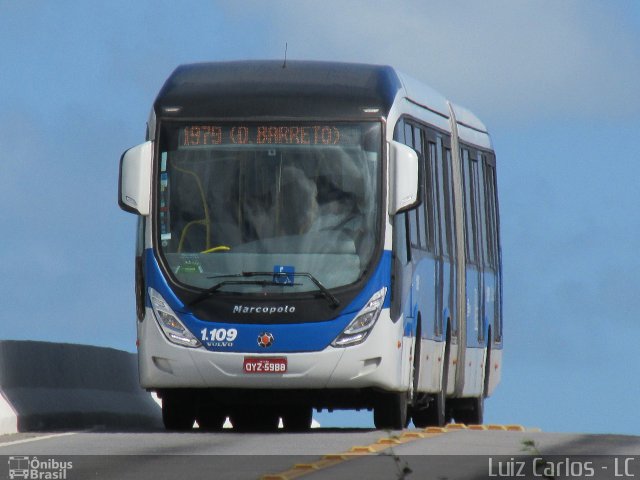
118,141,152,216
388,140,419,215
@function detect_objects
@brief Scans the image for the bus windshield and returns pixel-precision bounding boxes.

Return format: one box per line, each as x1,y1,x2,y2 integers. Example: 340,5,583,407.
156,122,382,295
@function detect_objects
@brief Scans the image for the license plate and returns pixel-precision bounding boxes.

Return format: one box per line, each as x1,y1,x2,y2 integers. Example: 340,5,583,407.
243,357,287,374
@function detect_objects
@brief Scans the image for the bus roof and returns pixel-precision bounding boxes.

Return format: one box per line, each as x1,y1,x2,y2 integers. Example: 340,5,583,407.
395,71,488,134
154,60,402,119
152,60,488,136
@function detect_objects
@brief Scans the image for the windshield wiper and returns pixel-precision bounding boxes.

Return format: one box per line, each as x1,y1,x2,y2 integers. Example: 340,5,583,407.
189,278,301,307
242,271,340,309
189,271,340,309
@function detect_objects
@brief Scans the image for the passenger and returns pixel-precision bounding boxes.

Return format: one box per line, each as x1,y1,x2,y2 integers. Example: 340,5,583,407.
309,192,360,234
278,166,319,236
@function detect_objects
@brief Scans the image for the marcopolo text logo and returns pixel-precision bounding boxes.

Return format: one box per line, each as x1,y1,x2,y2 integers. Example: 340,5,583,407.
232,305,295,314
8,456,73,480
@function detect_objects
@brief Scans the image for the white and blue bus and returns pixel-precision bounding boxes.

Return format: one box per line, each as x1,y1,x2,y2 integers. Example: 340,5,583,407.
118,61,502,431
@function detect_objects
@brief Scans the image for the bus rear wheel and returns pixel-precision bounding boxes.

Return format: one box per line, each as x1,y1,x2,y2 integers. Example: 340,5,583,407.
412,332,450,427
450,396,484,425
411,388,446,427
374,392,408,430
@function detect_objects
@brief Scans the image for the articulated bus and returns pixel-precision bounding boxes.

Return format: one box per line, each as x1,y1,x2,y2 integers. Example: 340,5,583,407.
118,61,502,431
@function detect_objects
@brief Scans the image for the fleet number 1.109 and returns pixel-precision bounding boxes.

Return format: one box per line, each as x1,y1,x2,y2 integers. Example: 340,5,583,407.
200,328,238,342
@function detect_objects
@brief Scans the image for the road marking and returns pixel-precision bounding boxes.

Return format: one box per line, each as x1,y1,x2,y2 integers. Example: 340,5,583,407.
506,424,526,431
260,424,542,480
0,432,78,448
468,424,488,430
487,424,507,430
261,428,448,480
445,423,467,430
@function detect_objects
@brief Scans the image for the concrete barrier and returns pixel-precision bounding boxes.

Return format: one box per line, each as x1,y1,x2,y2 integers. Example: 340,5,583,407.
0,340,162,433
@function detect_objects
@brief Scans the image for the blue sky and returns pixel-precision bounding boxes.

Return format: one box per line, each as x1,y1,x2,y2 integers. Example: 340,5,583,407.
1,1,639,434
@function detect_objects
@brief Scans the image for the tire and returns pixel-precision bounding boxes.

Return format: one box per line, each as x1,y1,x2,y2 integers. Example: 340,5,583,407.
374,392,408,430
196,407,226,432
412,335,449,427
450,396,484,425
412,321,422,402
450,339,489,425
162,394,196,431
412,387,446,427
230,407,279,432
282,406,313,432
410,321,430,428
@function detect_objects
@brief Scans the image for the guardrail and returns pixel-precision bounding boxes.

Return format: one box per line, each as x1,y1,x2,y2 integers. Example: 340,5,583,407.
0,340,162,433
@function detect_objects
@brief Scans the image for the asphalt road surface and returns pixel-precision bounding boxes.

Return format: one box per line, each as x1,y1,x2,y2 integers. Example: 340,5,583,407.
1,427,639,479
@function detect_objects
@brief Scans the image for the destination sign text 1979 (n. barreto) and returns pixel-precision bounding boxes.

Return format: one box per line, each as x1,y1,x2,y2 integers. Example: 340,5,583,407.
179,124,362,147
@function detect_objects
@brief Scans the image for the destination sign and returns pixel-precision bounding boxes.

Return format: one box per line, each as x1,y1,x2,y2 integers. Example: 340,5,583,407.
178,124,362,147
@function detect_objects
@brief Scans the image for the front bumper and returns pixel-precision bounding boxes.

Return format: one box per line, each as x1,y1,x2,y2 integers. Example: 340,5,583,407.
138,307,407,392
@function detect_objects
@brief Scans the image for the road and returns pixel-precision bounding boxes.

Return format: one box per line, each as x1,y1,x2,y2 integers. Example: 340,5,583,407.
1,427,639,479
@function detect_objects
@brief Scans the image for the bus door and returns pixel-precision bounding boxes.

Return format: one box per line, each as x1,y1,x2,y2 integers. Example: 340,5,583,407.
425,131,455,342
472,151,489,346
390,120,421,332
410,125,442,342
482,155,501,347
461,148,484,347
483,155,502,394
415,126,460,398
404,122,435,336
439,138,457,344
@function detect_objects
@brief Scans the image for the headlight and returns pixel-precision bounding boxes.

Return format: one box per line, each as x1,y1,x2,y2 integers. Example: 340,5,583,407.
148,288,201,348
332,287,387,347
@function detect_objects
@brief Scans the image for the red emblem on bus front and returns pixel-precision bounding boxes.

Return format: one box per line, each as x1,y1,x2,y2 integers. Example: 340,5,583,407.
258,332,274,348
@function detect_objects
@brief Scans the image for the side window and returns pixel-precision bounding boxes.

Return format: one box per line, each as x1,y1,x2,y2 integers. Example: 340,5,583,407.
404,123,421,249
423,134,438,254
135,216,146,321
394,213,410,265
136,216,145,257
472,151,488,267
421,126,454,258
394,118,405,142
462,149,477,264
484,155,502,342
401,119,450,257
444,146,456,257
435,139,448,258
404,122,413,147
414,127,428,249
413,124,423,154
476,152,491,267
484,159,499,269
431,143,442,256
393,119,410,265
426,141,438,253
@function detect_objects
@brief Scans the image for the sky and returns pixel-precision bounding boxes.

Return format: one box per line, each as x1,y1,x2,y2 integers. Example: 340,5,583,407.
1,0,639,435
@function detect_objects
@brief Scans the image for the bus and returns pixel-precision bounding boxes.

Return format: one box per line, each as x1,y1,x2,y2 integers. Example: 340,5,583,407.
118,61,502,431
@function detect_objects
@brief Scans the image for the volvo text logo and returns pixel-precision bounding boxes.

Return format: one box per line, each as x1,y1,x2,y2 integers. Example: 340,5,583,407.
258,332,274,348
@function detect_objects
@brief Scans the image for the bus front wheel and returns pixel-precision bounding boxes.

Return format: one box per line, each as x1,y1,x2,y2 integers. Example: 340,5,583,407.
162,393,196,431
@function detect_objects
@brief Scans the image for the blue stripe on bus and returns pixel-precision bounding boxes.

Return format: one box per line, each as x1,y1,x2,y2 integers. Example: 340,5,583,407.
144,249,392,353
405,255,497,349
